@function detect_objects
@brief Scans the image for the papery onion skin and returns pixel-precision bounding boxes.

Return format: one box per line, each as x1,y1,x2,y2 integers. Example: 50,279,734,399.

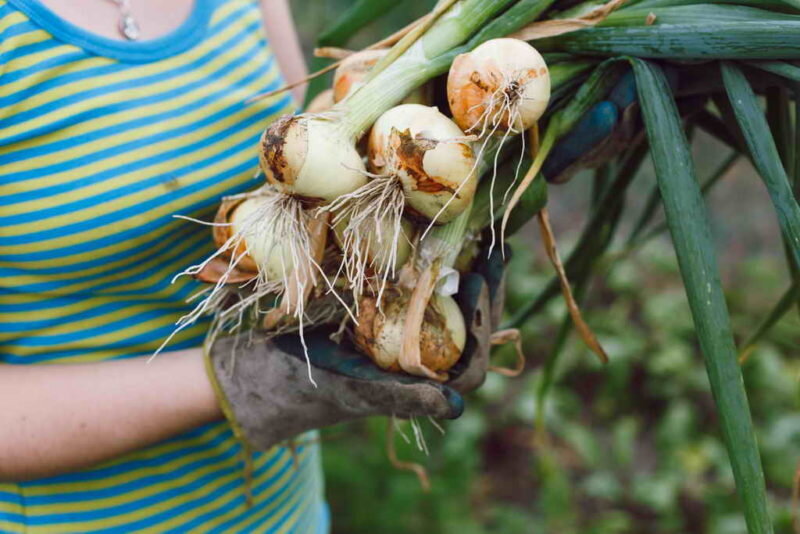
447,38,550,134
354,288,466,374
260,115,367,203
368,104,477,224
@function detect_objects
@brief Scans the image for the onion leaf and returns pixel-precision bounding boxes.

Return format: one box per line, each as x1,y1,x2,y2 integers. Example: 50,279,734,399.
631,58,772,534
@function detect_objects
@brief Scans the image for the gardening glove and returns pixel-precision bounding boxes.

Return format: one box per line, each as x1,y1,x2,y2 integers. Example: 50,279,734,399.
447,243,507,392
543,70,639,183
205,257,503,451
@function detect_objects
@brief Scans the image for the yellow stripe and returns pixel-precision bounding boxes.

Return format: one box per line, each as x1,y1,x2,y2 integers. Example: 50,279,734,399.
37,447,291,532
0,3,256,135
0,7,27,33
0,217,205,287
0,166,257,259
0,95,274,234
0,31,268,174
238,451,318,533
1,26,50,52
22,424,232,495
25,438,243,514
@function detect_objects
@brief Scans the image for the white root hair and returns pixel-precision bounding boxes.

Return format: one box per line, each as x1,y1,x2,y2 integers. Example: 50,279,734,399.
320,173,410,311
151,188,320,368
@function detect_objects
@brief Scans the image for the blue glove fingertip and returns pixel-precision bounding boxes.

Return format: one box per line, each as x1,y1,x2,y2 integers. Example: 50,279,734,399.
543,100,619,180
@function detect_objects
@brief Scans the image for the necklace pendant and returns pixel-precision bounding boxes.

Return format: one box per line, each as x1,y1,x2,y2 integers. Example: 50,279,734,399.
119,14,140,41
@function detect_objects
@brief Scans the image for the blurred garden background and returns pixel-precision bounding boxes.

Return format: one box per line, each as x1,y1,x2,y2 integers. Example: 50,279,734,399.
288,2,800,532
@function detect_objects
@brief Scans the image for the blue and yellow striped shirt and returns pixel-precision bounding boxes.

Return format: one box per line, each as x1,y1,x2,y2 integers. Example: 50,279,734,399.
0,0,327,531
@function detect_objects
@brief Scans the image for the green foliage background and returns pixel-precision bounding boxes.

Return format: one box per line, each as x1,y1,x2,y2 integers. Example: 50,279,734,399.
288,2,800,532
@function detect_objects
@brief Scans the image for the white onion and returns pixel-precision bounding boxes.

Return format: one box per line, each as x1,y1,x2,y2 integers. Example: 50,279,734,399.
368,104,477,224
333,49,432,105
260,115,367,203
229,196,297,281
332,215,414,275
447,38,550,134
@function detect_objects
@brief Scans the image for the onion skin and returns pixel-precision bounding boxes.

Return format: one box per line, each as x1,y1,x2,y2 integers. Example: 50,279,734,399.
333,49,432,105
354,288,466,375
260,115,367,204
333,50,388,103
368,104,477,224
447,38,550,134
212,197,259,273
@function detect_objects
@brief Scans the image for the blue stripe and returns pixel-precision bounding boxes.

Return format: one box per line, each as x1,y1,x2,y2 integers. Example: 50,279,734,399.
0,156,260,260
160,452,301,533
0,50,86,86
0,92,280,230
24,451,295,527
0,204,224,275
7,305,198,346
0,18,40,39
0,323,206,363
0,227,206,299
0,4,254,117
0,62,283,206
210,453,314,533
25,423,231,486
0,35,61,66
0,21,266,156
21,439,255,506
0,279,201,332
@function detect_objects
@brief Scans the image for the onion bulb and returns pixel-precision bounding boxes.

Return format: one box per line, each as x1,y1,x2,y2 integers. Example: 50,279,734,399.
332,215,414,278
227,196,298,281
447,38,550,135
354,288,466,376
368,104,477,224
333,49,432,105
260,115,367,203
333,50,388,103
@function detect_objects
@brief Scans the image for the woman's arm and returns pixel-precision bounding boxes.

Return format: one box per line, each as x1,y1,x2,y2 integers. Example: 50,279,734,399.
260,0,308,103
0,348,222,482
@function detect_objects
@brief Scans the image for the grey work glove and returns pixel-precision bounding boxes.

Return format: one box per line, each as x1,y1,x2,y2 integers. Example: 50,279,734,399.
205,252,505,451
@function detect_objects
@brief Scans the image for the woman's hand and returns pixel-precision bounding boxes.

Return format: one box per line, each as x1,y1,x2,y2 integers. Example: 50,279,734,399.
0,349,222,482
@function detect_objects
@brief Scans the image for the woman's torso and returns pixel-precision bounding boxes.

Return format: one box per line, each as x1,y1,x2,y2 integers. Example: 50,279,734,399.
0,0,326,531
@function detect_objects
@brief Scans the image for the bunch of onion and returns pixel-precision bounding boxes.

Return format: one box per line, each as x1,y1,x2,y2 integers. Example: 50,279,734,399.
258,0,516,209
320,103,477,309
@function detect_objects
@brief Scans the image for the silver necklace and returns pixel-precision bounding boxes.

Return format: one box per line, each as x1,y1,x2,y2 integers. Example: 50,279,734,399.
107,0,140,41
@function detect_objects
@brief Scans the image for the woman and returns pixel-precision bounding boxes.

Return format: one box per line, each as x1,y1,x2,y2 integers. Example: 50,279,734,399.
0,0,329,531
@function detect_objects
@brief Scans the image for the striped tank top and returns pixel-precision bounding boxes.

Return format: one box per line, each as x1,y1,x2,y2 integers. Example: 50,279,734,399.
0,0,327,532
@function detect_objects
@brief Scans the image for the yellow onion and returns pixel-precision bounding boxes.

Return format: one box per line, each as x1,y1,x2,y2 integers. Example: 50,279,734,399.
447,38,550,134
260,115,367,204
333,49,432,105
354,288,466,375
368,104,477,224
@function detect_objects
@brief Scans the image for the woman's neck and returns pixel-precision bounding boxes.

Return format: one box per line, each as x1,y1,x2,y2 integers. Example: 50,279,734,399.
37,0,195,41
